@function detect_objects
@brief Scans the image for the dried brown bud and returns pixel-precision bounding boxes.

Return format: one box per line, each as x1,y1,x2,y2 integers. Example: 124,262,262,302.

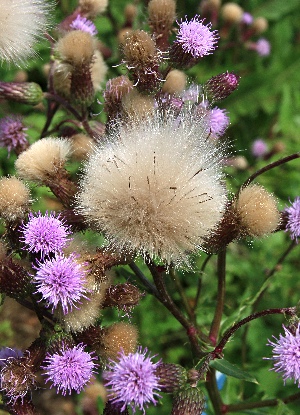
99,322,138,360
155,363,187,393
251,17,268,34
0,256,31,298
103,400,130,415
148,0,176,50
103,282,144,310
235,184,280,237
162,70,187,95
104,76,133,121
122,30,161,92
221,3,244,23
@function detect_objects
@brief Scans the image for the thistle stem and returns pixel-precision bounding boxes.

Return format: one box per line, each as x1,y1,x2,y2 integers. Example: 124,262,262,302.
209,249,226,345
224,391,300,412
213,307,297,356
241,153,300,190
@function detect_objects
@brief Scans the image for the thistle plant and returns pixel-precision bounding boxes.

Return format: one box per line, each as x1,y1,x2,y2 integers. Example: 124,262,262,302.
0,1,300,415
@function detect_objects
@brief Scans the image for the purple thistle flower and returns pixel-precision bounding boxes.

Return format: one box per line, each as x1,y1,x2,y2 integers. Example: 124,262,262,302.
70,15,98,36
33,254,89,314
0,115,28,155
104,347,162,414
0,348,23,368
255,38,271,56
266,324,300,386
42,343,97,395
20,211,71,259
206,107,230,138
175,15,219,59
284,197,300,241
251,138,268,158
241,12,253,25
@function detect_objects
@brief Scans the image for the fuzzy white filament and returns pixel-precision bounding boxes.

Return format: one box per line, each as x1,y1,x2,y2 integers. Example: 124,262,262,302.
77,111,228,266
0,0,53,65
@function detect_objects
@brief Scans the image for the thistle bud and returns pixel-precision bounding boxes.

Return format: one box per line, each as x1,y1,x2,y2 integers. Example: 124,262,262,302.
124,4,137,26
0,82,43,106
148,0,176,50
122,30,161,92
221,3,244,24
121,89,155,123
55,30,97,106
205,71,240,101
5,396,38,415
99,322,138,360
155,363,187,393
251,17,268,34
103,400,130,415
171,386,205,415
0,254,31,298
70,133,94,161
102,282,144,310
235,184,280,237
79,0,108,18
162,70,187,95
104,76,133,122
1,339,46,404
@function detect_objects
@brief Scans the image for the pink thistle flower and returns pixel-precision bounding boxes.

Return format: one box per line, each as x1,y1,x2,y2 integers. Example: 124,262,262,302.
284,198,300,242
33,254,89,314
20,211,72,259
70,15,98,36
175,15,219,59
255,38,271,56
0,115,28,155
42,343,97,395
206,107,230,138
104,347,162,414
251,138,268,158
266,324,300,386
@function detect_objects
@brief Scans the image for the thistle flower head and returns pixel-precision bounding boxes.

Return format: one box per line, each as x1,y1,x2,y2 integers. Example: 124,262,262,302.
20,211,71,259
255,38,271,56
0,352,36,403
103,347,161,414
284,197,300,241
266,324,300,386
0,348,23,367
0,0,53,65
33,254,89,314
206,107,230,138
0,115,28,154
70,15,98,36
251,138,268,158
77,110,228,266
42,343,97,395
175,15,219,59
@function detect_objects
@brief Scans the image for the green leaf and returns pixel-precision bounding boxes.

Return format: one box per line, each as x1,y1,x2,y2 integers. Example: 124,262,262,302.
210,359,259,384
254,0,300,21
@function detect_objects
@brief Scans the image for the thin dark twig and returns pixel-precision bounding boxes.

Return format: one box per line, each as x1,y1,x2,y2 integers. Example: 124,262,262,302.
241,153,300,190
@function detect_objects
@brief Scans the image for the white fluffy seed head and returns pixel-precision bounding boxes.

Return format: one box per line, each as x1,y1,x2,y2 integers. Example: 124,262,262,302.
77,110,228,266
0,0,53,65
0,176,31,221
15,137,72,183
